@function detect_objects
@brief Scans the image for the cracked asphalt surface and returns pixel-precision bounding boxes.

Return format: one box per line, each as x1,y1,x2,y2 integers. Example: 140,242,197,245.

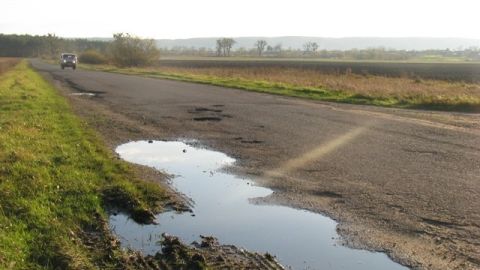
32,59,480,269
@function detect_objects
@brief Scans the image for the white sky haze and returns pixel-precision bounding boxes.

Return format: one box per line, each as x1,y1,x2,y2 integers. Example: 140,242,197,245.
2,0,480,39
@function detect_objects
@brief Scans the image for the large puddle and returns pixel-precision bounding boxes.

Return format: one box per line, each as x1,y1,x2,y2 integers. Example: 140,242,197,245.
111,141,407,270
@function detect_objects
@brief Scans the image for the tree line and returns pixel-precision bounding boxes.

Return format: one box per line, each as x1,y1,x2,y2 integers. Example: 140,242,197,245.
0,33,160,67
162,38,480,61
1,34,479,63
216,39,320,57
0,34,108,57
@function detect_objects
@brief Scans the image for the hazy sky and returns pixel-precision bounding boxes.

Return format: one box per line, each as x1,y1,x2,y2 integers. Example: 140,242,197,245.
2,0,479,39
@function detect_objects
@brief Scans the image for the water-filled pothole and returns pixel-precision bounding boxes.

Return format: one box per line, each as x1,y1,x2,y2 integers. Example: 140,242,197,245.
111,140,407,270
70,92,96,97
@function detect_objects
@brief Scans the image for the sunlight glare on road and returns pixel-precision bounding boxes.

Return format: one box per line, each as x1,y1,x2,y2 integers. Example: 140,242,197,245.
265,125,370,178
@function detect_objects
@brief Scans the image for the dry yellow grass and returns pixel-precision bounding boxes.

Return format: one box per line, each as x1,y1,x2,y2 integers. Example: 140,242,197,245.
155,66,480,104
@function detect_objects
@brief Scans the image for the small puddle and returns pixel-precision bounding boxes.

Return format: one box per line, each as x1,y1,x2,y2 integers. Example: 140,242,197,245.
70,92,96,97
111,141,407,270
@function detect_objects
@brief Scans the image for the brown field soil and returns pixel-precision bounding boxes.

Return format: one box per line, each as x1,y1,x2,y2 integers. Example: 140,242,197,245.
157,59,480,82
0,58,20,74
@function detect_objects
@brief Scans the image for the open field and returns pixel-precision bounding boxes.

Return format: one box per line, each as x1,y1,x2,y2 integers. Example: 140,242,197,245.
81,61,480,112
157,58,480,82
160,56,480,64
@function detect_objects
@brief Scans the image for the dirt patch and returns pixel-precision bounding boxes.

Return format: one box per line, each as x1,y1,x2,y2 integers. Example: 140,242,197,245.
0,58,20,74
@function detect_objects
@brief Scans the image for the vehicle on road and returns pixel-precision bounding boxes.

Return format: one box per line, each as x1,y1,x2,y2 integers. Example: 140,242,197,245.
60,53,77,70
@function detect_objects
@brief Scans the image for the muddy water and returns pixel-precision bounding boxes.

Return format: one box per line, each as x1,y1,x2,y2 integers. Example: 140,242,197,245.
111,141,407,270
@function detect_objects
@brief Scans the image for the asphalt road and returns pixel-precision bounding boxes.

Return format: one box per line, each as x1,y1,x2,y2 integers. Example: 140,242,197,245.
32,59,480,269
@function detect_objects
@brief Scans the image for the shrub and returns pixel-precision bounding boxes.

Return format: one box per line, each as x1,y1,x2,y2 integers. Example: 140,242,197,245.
79,50,108,64
108,33,160,67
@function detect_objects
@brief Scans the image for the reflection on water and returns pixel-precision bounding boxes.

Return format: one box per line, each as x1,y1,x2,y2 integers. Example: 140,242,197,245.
111,140,407,270
70,92,96,96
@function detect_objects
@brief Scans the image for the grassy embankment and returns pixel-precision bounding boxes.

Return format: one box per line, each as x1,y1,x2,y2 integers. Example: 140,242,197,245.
81,63,480,112
0,60,167,269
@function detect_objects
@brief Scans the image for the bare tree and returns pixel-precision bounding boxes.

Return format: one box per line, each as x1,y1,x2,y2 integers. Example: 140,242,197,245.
273,43,283,56
255,40,268,56
216,38,236,56
274,44,282,52
216,39,223,56
303,41,319,55
303,42,312,54
311,42,319,53
223,38,235,56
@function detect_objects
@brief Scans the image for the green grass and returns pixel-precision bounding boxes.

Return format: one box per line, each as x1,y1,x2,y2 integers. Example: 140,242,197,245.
80,64,480,112
0,61,167,269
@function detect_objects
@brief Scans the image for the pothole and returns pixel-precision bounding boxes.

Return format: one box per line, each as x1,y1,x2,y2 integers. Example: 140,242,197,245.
70,92,96,97
240,139,264,144
110,140,407,270
191,107,223,113
193,117,222,122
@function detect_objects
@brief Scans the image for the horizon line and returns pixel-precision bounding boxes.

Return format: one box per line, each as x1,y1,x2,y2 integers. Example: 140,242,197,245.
1,33,480,40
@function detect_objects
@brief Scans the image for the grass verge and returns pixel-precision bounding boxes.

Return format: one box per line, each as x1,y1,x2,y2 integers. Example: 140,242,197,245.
0,61,167,269
81,63,480,112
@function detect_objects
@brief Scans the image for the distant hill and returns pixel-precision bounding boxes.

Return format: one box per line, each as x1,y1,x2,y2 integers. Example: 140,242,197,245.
154,37,480,51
